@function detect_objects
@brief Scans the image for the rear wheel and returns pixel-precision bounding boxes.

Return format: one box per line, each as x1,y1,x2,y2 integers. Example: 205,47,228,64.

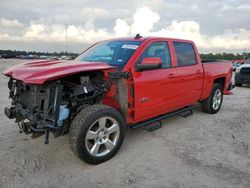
69,105,126,164
201,83,223,114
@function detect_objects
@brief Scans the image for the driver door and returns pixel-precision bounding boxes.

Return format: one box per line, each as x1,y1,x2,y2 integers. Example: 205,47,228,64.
131,41,180,121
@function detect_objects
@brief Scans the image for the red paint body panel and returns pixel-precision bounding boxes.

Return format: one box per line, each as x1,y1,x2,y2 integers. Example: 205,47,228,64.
141,57,162,64
224,90,233,95
123,37,232,124
3,37,233,126
3,60,116,84
200,62,233,100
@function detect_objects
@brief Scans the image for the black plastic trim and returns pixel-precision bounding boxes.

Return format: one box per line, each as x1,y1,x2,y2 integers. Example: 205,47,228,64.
131,105,196,129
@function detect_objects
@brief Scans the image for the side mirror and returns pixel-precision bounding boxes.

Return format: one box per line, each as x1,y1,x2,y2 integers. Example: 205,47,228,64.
136,57,162,71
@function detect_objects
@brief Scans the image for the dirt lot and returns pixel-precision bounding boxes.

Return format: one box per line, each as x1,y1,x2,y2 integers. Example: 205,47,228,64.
0,59,249,188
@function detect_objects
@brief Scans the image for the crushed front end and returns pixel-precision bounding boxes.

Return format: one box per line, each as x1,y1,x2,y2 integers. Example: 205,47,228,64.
4,72,110,144
5,78,70,143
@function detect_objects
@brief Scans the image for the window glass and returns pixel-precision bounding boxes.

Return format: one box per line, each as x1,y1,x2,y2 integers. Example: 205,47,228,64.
75,41,141,70
138,42,171,68
173,42,197,66
93,45,114,57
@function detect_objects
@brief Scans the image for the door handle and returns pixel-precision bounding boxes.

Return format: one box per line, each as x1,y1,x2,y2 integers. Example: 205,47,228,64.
167,73,175,78
196,70,202,74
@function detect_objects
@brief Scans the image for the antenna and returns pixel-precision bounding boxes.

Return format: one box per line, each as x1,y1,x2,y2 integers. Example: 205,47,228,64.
65,24,68,56
134,33,142,39
243,48,247,60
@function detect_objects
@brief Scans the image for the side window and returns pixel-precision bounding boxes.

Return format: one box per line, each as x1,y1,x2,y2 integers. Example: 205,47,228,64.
138,42,171,68
173,42,197,66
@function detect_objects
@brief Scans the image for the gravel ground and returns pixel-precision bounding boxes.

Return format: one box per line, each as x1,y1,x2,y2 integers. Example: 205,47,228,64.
0,59,249,188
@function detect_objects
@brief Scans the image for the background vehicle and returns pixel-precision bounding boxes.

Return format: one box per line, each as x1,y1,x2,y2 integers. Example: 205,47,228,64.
235,59,250,86
3,36,233,164
232,60,245,71
0,54,16,59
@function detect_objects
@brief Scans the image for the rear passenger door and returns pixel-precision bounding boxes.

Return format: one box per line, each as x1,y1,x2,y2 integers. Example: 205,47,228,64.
172,41,203,106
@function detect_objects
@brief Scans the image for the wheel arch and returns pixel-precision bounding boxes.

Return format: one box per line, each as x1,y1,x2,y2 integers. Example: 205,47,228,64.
213,77,226,90
200,76,226,102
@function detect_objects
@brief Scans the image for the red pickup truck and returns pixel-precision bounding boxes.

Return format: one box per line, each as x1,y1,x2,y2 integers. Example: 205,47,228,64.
4,36,233,164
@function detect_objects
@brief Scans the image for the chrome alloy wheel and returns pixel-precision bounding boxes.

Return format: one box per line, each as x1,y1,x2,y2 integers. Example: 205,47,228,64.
212,89,222,110
85,117,120,157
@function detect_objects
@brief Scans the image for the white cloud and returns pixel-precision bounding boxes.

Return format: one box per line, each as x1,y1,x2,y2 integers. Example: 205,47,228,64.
114,19,130,37
82,29,111,42
237,4,250,10
141,0,164,9
82,7,109,19
21,24,111,43
0,33,9,39
24,24,46,39
131,7,160,35
0,18,23,28
1,6,250,52
211,28,250,49
190,4,199,11
113,7,160,36
149,20,210,49
112,7,250,51
221,4,234,11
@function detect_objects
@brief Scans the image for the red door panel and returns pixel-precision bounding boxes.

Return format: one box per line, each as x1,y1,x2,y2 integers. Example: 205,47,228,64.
171,41,203,106
132,68,179,121
174,65,203,106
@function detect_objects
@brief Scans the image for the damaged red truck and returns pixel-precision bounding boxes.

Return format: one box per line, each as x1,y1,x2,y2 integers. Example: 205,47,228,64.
3,36,233,164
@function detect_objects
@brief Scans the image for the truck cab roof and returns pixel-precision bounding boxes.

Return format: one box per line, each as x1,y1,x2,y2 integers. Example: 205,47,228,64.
105,36,194,44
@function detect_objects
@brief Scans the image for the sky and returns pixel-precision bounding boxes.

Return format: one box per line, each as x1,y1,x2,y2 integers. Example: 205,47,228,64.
0,0,250,53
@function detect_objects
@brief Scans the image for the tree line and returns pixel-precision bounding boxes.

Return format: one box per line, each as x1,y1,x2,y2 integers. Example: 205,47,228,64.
200,52,249,61
0,49,249,60
0,50,79,58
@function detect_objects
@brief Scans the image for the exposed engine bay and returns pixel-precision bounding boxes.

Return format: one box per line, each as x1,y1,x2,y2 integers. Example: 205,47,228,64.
4,71,111,143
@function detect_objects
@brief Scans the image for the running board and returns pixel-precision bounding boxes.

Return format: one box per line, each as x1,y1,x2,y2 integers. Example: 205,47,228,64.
131,106,195,130
141,121,162,132
179,109,193,118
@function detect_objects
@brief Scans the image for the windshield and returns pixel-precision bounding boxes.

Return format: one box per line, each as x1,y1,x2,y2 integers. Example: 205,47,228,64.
246,59,250,64
75,40,141,69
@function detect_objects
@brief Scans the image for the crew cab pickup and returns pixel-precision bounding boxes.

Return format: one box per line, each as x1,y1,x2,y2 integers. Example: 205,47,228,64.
3,36,233,164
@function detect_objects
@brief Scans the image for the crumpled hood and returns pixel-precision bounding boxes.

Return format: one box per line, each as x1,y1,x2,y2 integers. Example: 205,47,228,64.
3,60,116,84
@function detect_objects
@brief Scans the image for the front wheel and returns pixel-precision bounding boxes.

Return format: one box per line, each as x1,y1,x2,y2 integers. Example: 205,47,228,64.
201,83,223,114
69,105,126,164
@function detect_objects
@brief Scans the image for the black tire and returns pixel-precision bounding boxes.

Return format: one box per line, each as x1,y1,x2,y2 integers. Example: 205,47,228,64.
69,104,126,164
235,83,242,87
201,83,223,114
